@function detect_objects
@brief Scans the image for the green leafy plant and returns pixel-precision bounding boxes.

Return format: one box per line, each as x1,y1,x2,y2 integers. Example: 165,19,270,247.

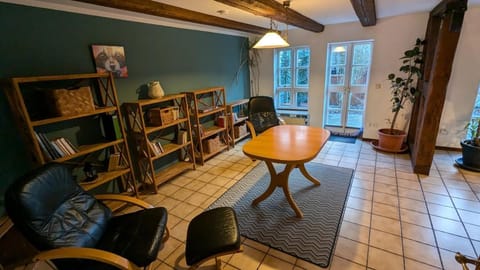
386,38,424,133
465,118,480,146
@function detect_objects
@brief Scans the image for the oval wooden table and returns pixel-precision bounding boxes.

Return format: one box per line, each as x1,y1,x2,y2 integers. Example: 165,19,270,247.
242,125,330,218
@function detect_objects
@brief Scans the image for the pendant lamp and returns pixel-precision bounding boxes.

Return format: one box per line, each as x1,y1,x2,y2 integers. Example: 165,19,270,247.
253,18,289,49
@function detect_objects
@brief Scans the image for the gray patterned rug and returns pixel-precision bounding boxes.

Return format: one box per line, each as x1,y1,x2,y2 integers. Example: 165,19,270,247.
208,162,354,268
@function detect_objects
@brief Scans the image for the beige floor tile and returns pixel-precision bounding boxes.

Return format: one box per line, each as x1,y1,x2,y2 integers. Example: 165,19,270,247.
375,168,396,177
196,172,217,182
185,192,210,206
373,182,397,196
371,214,401,236
159,197,183,212
258,254,295,270
170,202,197,219
400,208,432,228
170,219,189,242
228,245,266,270
403,238,442,268
464,223,480,241
399,197,428,213
347,197,372,213
397,179,422,190
329,256,365,270
452,197,480,213
343,208,371,227
294,258,325,270
435,230,476,257
404,258,441,270
374,175,397,185
157,183,181,196
243,238,269,253
334,237,368,265
367,247,404,270
157,237,182,261
422,183,449,196
197,183,222,196
267,248,297,264
349,187,373,201
424,192,454,207
431,215,467,237
398,186,424,200
171,188,195,201
427,203,460,221
372,202,399,220
438,249,462,270
401,222,436,246
373,191,399,207
458,209,480,226
339,221,370,244
369,229,403,255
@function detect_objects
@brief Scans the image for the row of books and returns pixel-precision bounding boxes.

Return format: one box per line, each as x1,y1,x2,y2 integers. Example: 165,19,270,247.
147,139,164,156
35,132,78,160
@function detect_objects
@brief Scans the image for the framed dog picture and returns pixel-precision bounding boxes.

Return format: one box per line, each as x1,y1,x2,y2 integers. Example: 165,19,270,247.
91,45,128,78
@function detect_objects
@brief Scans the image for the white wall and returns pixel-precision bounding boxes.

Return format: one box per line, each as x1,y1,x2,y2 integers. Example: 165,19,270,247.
253,7,480,147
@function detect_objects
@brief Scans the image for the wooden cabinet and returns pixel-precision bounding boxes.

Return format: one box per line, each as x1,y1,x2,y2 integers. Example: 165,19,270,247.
185,87,229,165
227,99,250,146
123,94,195,193
3,73,137,196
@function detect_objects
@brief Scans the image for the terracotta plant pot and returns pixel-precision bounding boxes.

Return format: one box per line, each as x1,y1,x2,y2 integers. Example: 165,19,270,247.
377,128,407,152
460,140,480,169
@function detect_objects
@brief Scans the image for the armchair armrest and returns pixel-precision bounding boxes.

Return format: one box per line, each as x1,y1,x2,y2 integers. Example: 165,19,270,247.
33,247,140,270
95,194,154,209
246,120,256,138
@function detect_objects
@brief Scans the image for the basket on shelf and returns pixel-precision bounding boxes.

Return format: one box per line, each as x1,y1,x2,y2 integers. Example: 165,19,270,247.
202,136,224,154
234,123,248,138
147,106,179,126
49,86,95,116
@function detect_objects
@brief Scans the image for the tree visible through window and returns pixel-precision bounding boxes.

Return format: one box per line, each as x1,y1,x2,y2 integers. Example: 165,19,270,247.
275,46,310,110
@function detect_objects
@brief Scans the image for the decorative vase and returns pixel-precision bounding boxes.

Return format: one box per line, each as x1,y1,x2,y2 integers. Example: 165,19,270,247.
377,128,407,152
147,81,165,99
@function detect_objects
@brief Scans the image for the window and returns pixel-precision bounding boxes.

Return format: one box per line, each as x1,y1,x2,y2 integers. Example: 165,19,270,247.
274,46,310,110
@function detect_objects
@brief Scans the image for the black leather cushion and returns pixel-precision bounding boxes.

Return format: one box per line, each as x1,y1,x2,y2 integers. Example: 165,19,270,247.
96,207,168,267
5,163,111,250
248,96,279,134
185,207,240,266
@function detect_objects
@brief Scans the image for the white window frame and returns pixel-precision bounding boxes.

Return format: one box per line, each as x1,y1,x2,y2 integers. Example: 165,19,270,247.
274,46,310,110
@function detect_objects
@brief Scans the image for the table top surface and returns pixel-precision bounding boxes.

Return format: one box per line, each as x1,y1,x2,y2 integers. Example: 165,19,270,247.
243,125,330,164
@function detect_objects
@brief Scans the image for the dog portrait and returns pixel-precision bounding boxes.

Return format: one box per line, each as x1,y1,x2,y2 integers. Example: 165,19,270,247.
91,45,128,78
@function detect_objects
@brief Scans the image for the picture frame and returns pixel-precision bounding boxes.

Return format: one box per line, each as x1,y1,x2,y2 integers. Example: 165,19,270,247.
91,45,128,78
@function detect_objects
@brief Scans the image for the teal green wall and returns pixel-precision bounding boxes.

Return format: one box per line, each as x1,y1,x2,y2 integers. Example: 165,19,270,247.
0,3,250,215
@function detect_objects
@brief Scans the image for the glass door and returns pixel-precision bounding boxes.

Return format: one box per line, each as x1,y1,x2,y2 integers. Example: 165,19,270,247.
324,41,373,132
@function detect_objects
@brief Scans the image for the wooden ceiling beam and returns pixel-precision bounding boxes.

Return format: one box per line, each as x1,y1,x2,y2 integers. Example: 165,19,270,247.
214,0,324,33
350,0,377,26
73,0,270,34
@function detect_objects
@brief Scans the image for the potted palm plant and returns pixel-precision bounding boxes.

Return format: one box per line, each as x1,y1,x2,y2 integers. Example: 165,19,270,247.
375,38,424,152
456,118,480,171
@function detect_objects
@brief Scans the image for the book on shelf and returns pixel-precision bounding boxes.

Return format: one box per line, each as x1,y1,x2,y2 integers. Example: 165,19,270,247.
50,139,67,157
152,138,164,153
107,152,120,171
102,114,122,140
61,137,78,154
177,129,188,145
34,132,52,160
37,132,62,159
147,139,164,156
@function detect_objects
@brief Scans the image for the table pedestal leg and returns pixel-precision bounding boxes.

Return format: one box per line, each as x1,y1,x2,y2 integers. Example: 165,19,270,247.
252,162,304,218
297,163,321,185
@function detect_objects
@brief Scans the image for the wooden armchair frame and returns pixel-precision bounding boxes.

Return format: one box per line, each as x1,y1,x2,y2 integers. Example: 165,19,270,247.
31,194,169,270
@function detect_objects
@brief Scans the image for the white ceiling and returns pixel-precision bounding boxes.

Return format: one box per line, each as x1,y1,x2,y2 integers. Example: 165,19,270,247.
4,0,480,35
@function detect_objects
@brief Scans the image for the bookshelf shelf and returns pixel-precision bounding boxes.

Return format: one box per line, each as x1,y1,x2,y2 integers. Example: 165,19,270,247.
124,94,195,193
4,72,138,197
227,99,250,146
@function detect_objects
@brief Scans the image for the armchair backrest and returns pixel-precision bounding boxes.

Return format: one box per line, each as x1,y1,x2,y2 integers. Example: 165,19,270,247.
248,96,280,134
5,163,111,250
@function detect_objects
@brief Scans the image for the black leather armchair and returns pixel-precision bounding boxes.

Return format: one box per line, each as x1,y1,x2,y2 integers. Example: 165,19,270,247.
246,96,283,138
5,163,169,270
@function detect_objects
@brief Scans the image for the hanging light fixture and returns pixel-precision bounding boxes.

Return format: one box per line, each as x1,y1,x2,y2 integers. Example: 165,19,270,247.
253,1,290,49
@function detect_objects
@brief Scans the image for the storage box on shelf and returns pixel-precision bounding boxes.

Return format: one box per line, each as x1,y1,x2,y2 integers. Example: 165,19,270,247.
227,99,250,146
3,73,137,197
184,87,230,165
123,94,195,193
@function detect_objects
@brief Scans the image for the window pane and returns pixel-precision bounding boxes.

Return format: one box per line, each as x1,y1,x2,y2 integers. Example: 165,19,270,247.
278,91,291,106
279,49,292,68
473,87,480,118
350,66,369,86
330,66,345,85
352,43,372,65
296,48,310,67
349,93,366,110
328,92,343,108
330,50,346,65
346,110,363,128
296,92,308,107
296,68,309,86
279,69,292,87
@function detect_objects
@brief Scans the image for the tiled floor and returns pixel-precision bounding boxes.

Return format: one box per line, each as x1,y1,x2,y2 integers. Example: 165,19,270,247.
21,138,480,270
